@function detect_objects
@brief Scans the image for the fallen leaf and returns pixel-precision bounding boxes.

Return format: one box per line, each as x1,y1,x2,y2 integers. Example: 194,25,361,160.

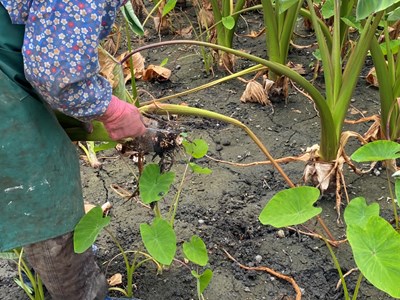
198,8,214,29
366,67,379,87
288,62,306,75
240,28,265,38
175,25,193,38
240,80,270,106
116,52,145,82
107,273,123,286
143,64,171,82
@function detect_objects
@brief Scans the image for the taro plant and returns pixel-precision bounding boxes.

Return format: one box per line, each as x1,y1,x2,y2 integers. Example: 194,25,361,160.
0,250,44,300
259,186,400,299
73,137,213,299
368,9,400,143
261,0,304,98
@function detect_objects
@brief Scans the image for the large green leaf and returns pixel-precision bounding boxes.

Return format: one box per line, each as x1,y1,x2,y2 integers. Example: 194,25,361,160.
140,218,176,265
182,139,208,159
344,197,380,227
259,186,321,228
357,0,400,20
121,2,144,36
74,206,110,254
388,7,400,21
192,269,213,294
139,164,175,204
351,140,400,162
347,216,400,298
183,235,208,266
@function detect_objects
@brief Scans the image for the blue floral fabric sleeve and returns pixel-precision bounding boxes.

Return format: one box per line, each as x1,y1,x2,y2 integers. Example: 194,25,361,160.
1,0,126,120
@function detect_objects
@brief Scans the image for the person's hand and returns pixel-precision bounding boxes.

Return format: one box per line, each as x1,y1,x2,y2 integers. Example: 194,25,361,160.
98,96,146,140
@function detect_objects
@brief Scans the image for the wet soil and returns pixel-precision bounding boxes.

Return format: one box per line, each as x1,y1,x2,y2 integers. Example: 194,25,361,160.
0,5,396,300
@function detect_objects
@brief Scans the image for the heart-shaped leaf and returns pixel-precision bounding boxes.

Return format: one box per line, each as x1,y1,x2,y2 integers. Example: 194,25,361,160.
356,0,400,20
347,216,400,298
344,197,380,228
351,140,400,162
192,269,213,294
259,186,321,228
222,16,235,30
139,164,175,204
140,218,176,265
74,206,110,253
183,139,208,159
183,235,208,266
189,162,212,174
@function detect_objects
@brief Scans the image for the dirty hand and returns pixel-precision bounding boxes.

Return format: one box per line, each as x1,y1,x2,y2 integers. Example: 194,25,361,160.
98,96,146,140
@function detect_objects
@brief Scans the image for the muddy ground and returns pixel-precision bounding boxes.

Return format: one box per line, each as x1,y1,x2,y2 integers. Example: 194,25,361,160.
0,5,397,300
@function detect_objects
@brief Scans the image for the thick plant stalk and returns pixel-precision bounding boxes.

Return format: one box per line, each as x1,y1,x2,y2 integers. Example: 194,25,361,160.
139,102,295,187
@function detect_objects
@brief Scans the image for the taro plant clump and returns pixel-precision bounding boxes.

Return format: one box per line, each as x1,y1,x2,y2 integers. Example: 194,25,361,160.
73,137,214,299
258,139,400,298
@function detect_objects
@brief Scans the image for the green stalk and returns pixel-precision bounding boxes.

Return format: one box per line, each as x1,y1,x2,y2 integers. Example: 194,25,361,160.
169,163,189,226
226,0,247,45
332,0,342,104
140,64,266,106
324,239,350,300
140,102,296,188
280,1,304,61
370,37,394,139
351,272,363,300
105,228,135,297
261,0,280,70
124,19,138,105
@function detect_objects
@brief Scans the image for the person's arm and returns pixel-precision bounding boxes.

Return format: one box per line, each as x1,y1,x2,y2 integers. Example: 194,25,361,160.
22,0,145,139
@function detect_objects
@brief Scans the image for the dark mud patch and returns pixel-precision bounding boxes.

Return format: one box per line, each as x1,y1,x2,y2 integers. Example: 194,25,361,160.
0,6,395,300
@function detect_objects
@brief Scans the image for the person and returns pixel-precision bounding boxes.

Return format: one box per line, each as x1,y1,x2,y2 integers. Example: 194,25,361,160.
0,1,146,299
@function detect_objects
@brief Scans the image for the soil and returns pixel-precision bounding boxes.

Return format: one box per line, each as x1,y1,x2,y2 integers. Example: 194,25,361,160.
0,4,396,300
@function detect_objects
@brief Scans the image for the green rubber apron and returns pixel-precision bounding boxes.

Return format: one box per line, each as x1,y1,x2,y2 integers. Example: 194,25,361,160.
0,4,84,251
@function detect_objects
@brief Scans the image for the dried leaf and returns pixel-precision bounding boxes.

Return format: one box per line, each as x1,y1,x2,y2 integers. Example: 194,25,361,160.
107,273,123,286
175,26,193,38
366,67,379,87
116,52,145,82
240,28,265,38
142,64,171,82
288,62,306,75
240,80,270,106
84,203,96,214
198,8,214,29
98,48,119,88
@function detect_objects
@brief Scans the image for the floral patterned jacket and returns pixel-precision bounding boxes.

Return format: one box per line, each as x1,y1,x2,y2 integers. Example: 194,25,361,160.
0,0,127,120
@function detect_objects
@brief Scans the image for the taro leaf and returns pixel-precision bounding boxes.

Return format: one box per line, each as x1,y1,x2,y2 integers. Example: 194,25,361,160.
259,186,321,228
162,0,177,17
183,235,208,266
379,40,400,56
192,269,213,294
121,2,144,36
278,0,299,14
182,139,208,159
388,7,400,21
93,141,118,153
321,0,334,18
344,197,380,228
341,16,362,32
140,218,176,265
189,162,212,175
395,178,400,207
347,216,400,298
139,164,175,204
74,206,110,254
351,140,400,162
356,0,400,20
222,16,235,30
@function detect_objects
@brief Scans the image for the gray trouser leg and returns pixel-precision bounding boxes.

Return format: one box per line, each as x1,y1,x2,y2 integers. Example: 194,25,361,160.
24,232,108,300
